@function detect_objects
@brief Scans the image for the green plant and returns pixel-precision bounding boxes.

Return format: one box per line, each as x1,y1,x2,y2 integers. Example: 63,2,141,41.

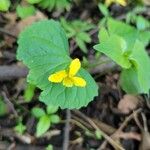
14,119,26,135
94,18,150,94
126,7,150,30
32,105,60,137
27,0,71,12
98,3,111,27
17,20,98,109
0,0,10,11
0,97,8,116
16,5,36,19
46,144,53,150
23,83,36,102
60,18,95,53
26,0,42,4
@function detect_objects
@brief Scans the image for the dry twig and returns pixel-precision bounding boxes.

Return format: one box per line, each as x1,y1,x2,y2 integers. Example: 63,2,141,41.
63,109,71,150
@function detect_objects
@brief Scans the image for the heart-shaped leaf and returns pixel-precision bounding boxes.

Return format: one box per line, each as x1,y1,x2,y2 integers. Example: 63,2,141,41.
94,34,131,69
17,20,98,109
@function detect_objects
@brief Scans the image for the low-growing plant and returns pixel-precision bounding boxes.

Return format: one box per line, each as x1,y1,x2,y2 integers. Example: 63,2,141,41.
94,18,150,94
17,18,150,109
98,3,111,27
32,105,60,137
27,0,71,12
16,5,36,19
23,83,36,102
0,96,8,116
0,0,10,11
17,20,98,109
60,18,95,53
14,118,26,135
46,144,53,150
126,6,150,30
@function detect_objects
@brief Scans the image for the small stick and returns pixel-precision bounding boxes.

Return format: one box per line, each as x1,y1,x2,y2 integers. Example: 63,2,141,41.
118,108,142,132
99,108,142,149
1,91,18,118
0,27,17,39
0,65,28,81
73,110,125,150
62,109,71,150
141,113,148,132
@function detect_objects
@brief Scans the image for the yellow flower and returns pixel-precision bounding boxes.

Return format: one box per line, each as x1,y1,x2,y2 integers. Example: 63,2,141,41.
48,58,86,87
105,0,127,7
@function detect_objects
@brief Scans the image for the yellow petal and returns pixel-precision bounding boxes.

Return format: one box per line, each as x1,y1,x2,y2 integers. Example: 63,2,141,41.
69,58,81,76
116,0,127,6
72,77,86,87
63,77,74,87
48,70,67,83
105,0,113,6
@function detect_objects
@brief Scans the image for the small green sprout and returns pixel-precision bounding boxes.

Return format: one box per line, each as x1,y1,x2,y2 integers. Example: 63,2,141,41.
23,83,36,102
126,7,150,30
32,105,60,137
0,0,10,11
60,18,95,53
46,144,53,150
0,96,8,116
16,5,36,19
27,0,71,12
14,118,26,135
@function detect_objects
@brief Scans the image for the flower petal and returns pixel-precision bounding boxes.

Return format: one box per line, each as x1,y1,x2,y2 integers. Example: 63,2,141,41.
63,77,74,87
69,58,81,76
116,0,127,6
72,77,86,87
48,70,67,83
105,0,113,6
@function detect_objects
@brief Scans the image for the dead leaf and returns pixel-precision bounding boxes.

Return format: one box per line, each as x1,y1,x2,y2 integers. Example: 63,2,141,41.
4,11,47,47
118,94,143,114
16,11,47,35
139,130,150,150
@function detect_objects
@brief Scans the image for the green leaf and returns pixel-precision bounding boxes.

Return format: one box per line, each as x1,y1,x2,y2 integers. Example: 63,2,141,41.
14,122,26,135
0,0,10,11
50,114,60,123
0,97,8,116
32,107,46,118
136,15,150,30
55,0,71,11
76,36,88,53
129,40,150,94
39,0,55,10
17,20,98,109
36,115,51,137
46,105,59,114
95,130,102,139
24,83,36,102
94,34,131,69
120,68,143,94
98,27,109,42
27,0,42,4
107,18,150,48
38,0,71,11
17,20,69,59
46,145,53,150
60,18,76,38
17,5,36,19
77,32,91,43
98,3,109,17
